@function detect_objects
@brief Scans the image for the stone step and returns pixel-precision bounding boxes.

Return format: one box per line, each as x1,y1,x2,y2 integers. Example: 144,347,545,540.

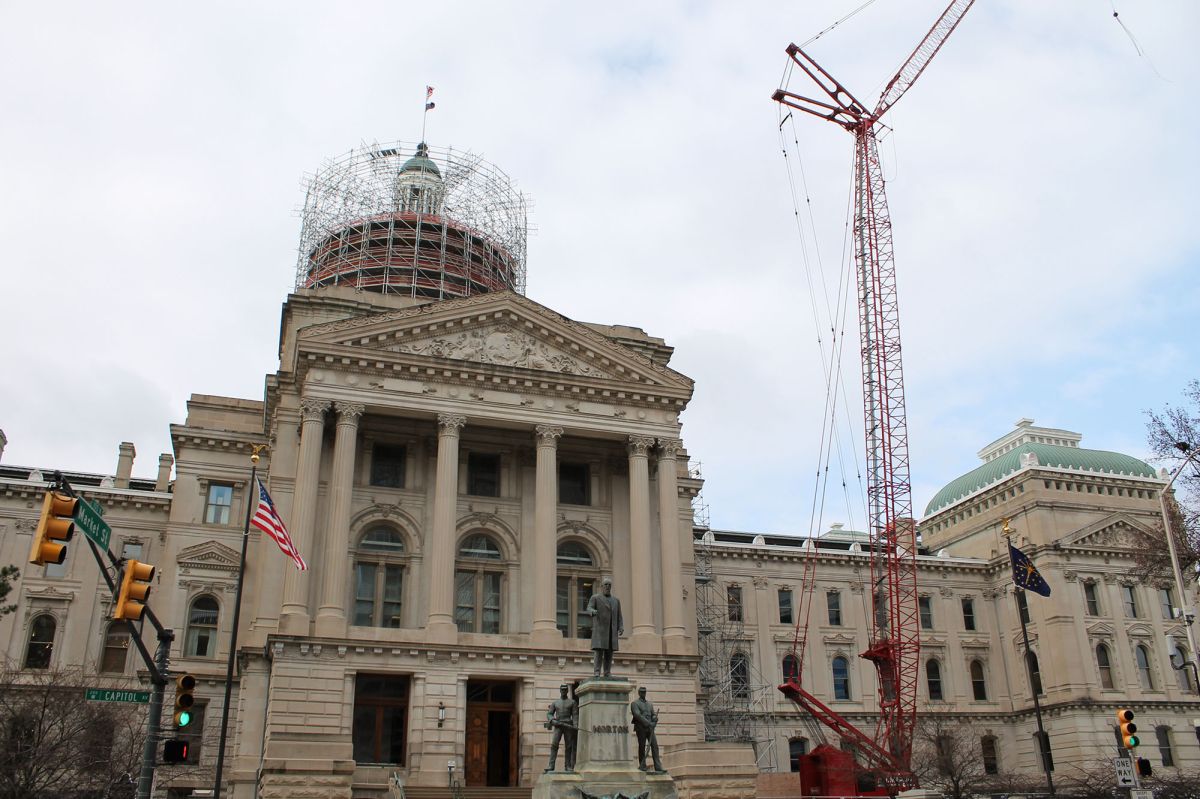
403,786,533,799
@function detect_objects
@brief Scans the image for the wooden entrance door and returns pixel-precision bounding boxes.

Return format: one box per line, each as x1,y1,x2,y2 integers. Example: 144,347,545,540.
464,680,518,786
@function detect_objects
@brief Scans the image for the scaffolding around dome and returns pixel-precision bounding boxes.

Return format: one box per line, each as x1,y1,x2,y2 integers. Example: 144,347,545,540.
295,141,528,299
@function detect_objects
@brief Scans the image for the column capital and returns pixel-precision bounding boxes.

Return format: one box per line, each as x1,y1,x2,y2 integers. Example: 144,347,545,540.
299,397,331,422
437,413,467,434
334,402,365,423
657,438,683,459
534,424,564,446
627,435,655,457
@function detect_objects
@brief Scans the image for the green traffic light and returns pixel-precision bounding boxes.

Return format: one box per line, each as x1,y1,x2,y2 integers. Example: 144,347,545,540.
175,709,191,728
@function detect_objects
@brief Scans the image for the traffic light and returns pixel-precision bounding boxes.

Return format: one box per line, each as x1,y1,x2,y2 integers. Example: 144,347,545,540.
1117,708,1139,749
162,738,189,764
1137,757,1152,777
112,559,155,620
173,673,196,729
28,491,77,566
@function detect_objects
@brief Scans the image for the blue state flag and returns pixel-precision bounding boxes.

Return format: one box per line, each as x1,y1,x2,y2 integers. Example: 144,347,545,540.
1009,541,1051,597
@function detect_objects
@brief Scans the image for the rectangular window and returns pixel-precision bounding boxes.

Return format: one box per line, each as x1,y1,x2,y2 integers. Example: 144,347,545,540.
981,737,999,775
204,484,233,525
778,589,794,625
919,596,934,630
370,444,407,488
455,571,501,634
827,591,842,626
1123,585,1139,618
1156,726,1174,767
353,674,409,765
1160,588,1175,620
727,586,743,622
558,462,590,505
467,452,501,497
1084,582,1101,616
555,576,595,640
121,541,144,561
961,597,976,631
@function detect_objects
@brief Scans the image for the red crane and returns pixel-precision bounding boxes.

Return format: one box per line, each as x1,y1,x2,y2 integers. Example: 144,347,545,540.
772,0,975,792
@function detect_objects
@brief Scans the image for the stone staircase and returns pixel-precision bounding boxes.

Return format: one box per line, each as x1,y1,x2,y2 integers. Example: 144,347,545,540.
403,786,533,799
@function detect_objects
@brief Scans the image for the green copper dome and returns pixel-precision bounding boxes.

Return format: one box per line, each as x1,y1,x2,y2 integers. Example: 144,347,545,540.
401,142,441,177
924,442,1158,516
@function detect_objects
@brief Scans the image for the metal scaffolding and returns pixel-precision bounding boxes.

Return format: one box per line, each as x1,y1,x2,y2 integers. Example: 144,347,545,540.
294,141,528,300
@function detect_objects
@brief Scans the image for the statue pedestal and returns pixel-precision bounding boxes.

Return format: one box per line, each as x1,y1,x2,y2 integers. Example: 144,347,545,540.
534,679,676,799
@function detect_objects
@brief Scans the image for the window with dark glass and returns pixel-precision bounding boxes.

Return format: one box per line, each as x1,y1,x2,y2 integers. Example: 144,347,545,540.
1173,643,1195,692
827,591,842,626
1026,651,1044,696
556,541,596,639
24,614,55,669
353,674,409,765
204,484,233,525
788,737,808,772
185,596,219,657
1122,585,1139,618
730,653,750,699
1155,726,1174,767
778,589,794,624
926,659,943,701
1096,643,1115,690
558,462,590,505
919,596,933,629
782,654,799,681
455,534,502,634
467,452,501,497
970,659,988,701
1135,644,1154,690
961,597,976,631
100,623,130,673
1017,591,1030,625
1084,582,1101,616
832,656,851,700
981,736,999,775
354,527,406,628
727,585,743,622
182,703,206,765
1160,587,1175,620
370,443,407,488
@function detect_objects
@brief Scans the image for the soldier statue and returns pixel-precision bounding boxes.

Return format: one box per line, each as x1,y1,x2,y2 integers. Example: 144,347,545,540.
630,686,664,773
586,576,623,678
544,683,578,772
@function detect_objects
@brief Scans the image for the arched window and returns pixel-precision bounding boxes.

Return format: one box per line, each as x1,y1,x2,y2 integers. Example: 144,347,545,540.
970,659,988,701
730,652,751,699
1172,642,1194,693
185,595,219,657
1135,644,1155,690
832,656,851,700
1025,651,1044,696
1096,643,1114,690
24,614,56,669
788,737,808,772
100,622,130,673
926,659,943,701
556,541,597,640
354,526,407,628
782,653,800,681
455,534,502,634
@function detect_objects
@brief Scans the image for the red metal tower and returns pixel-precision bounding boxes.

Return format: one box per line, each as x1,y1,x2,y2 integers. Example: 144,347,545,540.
772,0,975,791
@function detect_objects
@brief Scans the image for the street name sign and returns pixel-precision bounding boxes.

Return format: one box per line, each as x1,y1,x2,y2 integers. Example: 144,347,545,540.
74,497,111,550
85,688,150,704
1131,790,1153,799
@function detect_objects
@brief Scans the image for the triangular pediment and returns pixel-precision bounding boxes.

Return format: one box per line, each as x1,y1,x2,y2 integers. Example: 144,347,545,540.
1086,621,1117,638
177,540,241,572
297,292,692,392
1063,513,1157,550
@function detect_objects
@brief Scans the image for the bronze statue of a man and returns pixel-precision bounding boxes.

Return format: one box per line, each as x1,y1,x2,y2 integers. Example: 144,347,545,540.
586,576,623,678
630,686,664,773
544,683,578,772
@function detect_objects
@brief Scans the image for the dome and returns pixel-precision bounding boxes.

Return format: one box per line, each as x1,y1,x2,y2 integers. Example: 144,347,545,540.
400,142,441,177
924,442,1157,516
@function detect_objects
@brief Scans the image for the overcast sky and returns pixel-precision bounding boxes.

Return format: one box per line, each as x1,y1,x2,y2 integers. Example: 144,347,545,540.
2,1,1197,536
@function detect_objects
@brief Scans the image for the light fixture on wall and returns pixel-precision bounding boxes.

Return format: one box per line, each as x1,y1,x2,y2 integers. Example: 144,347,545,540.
438,702,445,728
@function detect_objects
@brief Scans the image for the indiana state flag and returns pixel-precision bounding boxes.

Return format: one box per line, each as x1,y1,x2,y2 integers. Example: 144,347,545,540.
1009,541,1051,597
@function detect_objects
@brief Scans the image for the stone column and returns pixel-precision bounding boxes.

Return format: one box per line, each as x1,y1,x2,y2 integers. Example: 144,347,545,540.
280,397,329,634
628,435,657,646
315,401,364,637
532,424,564,646
657,438,687,652
426,413,466,642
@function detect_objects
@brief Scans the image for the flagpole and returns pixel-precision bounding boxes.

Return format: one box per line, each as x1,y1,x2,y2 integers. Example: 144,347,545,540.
213,444,265,799
1004,519,1055,798
421,87,430,142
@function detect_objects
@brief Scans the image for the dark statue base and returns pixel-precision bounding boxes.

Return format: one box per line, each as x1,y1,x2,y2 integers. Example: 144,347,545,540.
534,679,676,799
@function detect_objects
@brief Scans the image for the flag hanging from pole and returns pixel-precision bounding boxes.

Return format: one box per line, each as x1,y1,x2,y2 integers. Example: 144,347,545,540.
426,85,435,111
1008,541,1050,597
252,479,308,571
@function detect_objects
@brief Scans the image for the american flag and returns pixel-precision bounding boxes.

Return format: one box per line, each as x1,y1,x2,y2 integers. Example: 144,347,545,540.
252,479,307,571
426,85,434,99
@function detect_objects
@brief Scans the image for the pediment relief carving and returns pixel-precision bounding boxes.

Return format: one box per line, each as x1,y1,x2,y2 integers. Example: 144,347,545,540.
823,632,858,646
385,323,617,379
959,638,991,649
177,541,241,573
1064,513,1156,550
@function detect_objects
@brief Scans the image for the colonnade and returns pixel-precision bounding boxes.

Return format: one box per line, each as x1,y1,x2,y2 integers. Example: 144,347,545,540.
277,401,688,651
